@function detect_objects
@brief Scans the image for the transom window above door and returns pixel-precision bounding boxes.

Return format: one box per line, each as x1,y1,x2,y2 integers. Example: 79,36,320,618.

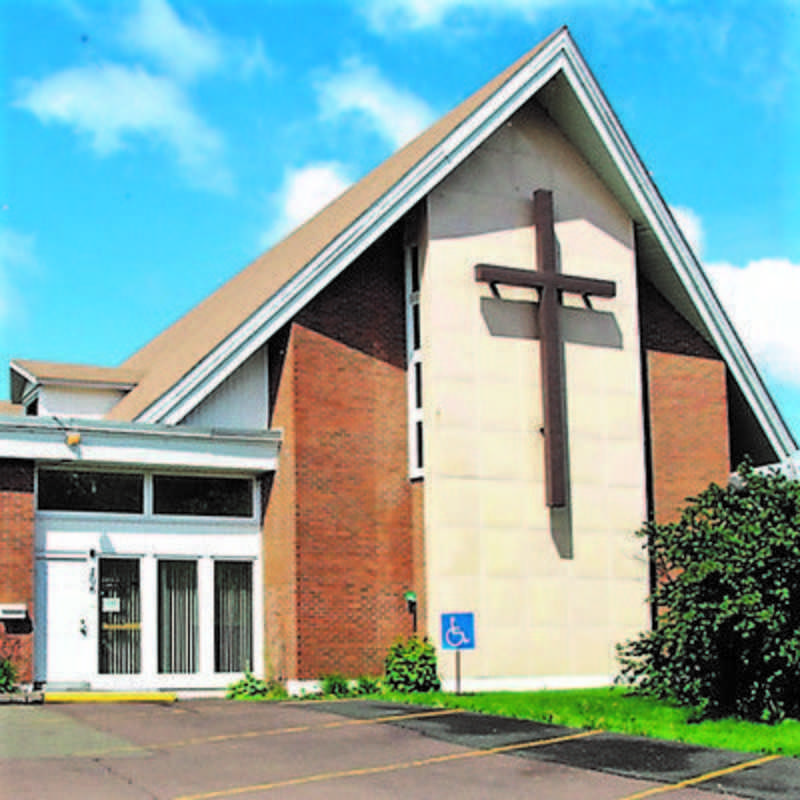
37,469,258,520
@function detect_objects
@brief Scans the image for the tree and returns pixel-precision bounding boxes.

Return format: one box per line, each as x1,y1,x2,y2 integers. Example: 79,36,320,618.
617,463,800,722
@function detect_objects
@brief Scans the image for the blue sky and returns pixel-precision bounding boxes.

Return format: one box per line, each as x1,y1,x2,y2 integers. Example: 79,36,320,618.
1,0,798,448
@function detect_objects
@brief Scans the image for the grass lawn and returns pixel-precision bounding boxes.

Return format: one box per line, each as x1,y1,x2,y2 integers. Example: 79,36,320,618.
378,687,800,757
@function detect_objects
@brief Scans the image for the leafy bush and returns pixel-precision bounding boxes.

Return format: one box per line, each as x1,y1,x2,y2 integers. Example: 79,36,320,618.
320,673,352,697
356,675,381,695
0,657,17,693
617,463,800,722
226,671,287,700
384,636,441,693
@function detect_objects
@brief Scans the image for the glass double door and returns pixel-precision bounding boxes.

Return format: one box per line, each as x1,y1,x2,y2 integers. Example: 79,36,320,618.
97,558,252,676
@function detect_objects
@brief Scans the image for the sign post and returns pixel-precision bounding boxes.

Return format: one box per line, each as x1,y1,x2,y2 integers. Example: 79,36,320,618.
440,612,475,694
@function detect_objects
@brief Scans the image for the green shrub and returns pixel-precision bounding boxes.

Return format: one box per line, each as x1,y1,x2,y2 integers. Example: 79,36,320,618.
320,673,352,697
226,671,287,700
0,657,16,693
356,675,381,695
384,636,441,693
617,462,800,722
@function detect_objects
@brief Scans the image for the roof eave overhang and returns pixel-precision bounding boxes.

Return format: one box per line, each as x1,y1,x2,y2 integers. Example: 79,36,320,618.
0,415,281,473
10,362,36,405
10,361,140,402
133,28,795,460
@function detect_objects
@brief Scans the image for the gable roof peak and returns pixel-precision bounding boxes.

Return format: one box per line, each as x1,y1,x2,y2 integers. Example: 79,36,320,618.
96,27,794,461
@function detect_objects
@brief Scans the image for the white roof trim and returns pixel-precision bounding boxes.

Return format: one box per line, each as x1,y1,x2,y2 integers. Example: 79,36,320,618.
10,361,37,386
135,29,794,460
0,415,281,473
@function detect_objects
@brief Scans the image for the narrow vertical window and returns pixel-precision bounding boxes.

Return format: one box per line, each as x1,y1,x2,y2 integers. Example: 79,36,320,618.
158,560,198,674
406,242,424,477
214,561,253,672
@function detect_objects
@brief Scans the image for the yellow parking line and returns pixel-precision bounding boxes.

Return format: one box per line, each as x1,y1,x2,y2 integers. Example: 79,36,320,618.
174,728,601,800
616,753,782,800
73,707,466,758
45,691,177,704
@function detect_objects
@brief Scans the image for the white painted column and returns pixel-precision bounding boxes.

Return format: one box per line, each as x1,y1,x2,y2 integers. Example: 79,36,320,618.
252,557,264,678
198,556,215,679
140,555,158,682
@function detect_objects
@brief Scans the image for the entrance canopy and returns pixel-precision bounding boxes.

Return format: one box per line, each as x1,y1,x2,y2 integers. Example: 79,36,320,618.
0,415,281,473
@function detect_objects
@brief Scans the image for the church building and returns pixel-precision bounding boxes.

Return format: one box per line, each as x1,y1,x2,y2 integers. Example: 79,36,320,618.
0,27,795,693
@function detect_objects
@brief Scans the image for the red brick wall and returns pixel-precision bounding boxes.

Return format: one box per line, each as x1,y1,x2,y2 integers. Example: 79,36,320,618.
0,459,35,682
639,278,731,523
263,222,423,681
262,326,298,682
646,351,730,522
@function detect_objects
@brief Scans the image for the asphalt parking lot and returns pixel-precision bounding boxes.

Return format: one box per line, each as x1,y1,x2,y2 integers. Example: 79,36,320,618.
1,698,798,799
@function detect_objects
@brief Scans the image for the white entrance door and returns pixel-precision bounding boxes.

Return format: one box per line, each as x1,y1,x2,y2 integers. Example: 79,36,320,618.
36,557,94,688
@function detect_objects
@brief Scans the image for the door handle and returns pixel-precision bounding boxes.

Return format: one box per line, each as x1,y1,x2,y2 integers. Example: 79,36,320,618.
80,618,88,636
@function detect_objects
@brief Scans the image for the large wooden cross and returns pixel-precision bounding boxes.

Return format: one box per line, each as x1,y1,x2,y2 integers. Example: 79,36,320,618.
475,189,616,508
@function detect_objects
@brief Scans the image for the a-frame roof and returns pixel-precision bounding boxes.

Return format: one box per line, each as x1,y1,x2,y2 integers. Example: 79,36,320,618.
106,27,562,424
88,27,794,459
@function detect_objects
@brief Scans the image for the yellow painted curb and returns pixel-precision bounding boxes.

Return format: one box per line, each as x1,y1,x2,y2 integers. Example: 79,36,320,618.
45,691,177,704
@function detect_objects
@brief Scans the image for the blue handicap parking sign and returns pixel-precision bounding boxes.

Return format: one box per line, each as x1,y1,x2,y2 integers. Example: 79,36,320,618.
441,612,475,650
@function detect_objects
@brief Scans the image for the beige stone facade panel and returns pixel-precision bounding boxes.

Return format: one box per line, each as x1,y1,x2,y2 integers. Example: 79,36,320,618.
483,575,529,623
423,96,647,683
479,481,532,529
435,526,482,577
567,579,611,629
603,486,648,531
482,529,531,579
609,531,649,581
433,426,480,477
570,532,612,579
569,628,616,675
526,628,571,675
565,346,638,393
479,430,541,481
570,484,612,531
528,577,570,627
427,476,480,529
568,435,607,486
428,379,479,430
609,579,650,630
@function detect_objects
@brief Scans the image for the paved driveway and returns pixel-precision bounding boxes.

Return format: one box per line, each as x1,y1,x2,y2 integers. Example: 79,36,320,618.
0,699,796,799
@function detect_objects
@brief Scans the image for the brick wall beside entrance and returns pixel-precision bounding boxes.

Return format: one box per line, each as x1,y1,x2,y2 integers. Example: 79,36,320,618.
263,221,423,681
0,459,35,682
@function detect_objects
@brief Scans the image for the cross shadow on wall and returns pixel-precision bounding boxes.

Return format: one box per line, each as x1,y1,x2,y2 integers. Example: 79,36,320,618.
479,296,623,559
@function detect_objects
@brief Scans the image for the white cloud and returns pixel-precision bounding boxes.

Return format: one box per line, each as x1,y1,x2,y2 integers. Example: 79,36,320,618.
261,163,352,247
122,0,222,82
316,60,435,149
670,205,704,258
362,0,537,29
16,63,232,193
362,0,649,30
670,206,800,389
707,258,800,388
0,228,36,331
